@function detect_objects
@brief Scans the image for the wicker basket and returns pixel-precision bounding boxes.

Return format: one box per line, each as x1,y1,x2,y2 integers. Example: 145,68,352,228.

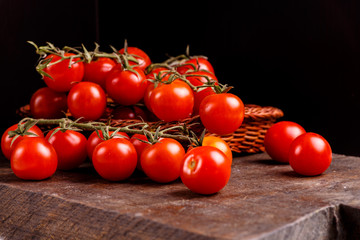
17,104,283,154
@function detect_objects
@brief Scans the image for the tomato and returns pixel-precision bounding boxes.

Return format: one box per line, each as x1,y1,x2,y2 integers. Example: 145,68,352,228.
150,79,194,122
181,146,231,195
43,53,84,92
146,67,169,80
30,87,68,119
177,57,215,75
119,47,151,71
199,93,244,135
289,132,332,176
67,82,107,121
140,138,185,183
11,137,57,180
106,66,148,106
111,105,147,121
86,130,129,161
92,138,137,181
264,121,306,163
45,128,87,170
129,134,151,171
1,123,44,160
83,57,116,90
186,71,218,115
143,82,155,112
202,136,232,164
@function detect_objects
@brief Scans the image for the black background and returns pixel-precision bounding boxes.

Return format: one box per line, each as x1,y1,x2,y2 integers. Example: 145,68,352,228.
1,0,360,156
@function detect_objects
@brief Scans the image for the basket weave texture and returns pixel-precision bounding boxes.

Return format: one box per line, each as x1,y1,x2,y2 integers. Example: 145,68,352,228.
18,104,283,154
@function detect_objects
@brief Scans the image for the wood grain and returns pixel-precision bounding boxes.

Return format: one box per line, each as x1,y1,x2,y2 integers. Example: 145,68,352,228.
0,153,360,239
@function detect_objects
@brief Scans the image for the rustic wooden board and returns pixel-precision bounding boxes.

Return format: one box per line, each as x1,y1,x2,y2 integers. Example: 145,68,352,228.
0,153,360,240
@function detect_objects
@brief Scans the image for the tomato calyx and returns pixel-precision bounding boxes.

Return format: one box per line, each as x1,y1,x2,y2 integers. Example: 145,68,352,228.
7,119,41,146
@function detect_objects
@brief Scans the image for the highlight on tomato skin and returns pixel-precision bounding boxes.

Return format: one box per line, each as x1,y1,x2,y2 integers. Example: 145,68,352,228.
180,146,231,195
288,132,332,176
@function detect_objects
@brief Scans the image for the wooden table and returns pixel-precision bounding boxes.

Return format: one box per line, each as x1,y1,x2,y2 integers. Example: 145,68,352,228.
0,152,359,239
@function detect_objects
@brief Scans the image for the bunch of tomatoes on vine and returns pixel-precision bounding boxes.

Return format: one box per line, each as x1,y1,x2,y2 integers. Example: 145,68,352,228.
1,40,245,195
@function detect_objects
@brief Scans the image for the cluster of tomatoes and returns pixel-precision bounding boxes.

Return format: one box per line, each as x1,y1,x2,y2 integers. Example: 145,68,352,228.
264,121,332,176
0,42,245,195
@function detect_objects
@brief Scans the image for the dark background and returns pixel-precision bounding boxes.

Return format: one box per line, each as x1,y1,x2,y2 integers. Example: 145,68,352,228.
1,0,359,156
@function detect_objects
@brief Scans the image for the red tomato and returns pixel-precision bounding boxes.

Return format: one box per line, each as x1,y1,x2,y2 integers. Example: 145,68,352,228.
67,82,107,121
30,87,68,119
143,82,155,112
150,79,194,122
111,105,147,121
92,138,137,181
186,71,218,115
83,57,116,89
45,128,87,170
129,134,151,171
177,57,215,75
1,124,44,160
119,47,151,71
11,137,57,180
86,130,129,161
146,67,169,80
181,146,231,195
202,136,232,164
289,132,332,176
141,138,185,183
264,121,306,163
106,66,148,106
199,93,244,135
43,53,84,92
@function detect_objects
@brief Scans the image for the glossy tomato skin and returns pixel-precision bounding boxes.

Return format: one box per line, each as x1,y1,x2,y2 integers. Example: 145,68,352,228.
264,121,306,163
119,47,151,71
11,137,57,180
1,124,44,160
106,66,148,106
43,53,84,92
83,58,116,90
30,87,68,119
181,146,231,195
177,57,215,75
202,136,232,164
289,132,332,176
92,138,137,181
150,80,194,122
140,138,185,183
186,71,218,115
199,93,244,135
45,129,87,170
67,82,107,121
86,130,129,161
129,134,151,171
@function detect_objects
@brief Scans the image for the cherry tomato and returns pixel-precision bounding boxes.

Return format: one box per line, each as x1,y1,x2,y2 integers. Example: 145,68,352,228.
30,87,68,119
83,57,116,89
106,66,148,106
186,71,218,115
92,138,137,181
202,136,232,164
86,130,129,161
264,121,306,163
181,146,231,195
1,123,44,160
119,47,151,71
67,82,107,121
289,132,332,176
45,128,87,170
143,82,155,112
129,134,151,171
177,57,215,75
146,67,169,80
111,105,147,121
150,79,194,122
140,138,185,183
199,93,244,135
43,53,84,92
11,137,57,180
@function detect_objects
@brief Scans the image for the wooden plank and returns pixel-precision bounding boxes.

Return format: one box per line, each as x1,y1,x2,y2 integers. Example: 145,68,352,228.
0,153,360,239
